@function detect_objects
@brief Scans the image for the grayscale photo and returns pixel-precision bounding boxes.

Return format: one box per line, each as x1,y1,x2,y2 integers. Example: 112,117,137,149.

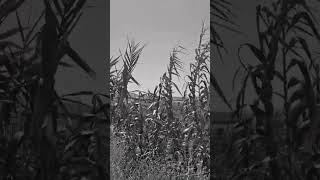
213,0,320,179
110,0,210,179
0,0,109,180
1,0,319,179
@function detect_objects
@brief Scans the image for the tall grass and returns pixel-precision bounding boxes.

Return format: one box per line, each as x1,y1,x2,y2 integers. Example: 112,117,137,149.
110,23,210,179
0,1,109,179
213,0,320,179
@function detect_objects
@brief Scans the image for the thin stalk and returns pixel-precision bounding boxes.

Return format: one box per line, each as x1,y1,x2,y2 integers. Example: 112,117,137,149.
282,42,293,180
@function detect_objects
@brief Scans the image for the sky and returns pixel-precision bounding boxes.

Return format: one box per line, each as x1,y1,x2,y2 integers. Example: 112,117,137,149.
1,0,289,111
212,0,283,111
4,1,314,111
212,0,258,110
3,0,208,102
55,0,107,96
3,1,319,113
111,0,209,96
213,0,320,111
3,0,108,102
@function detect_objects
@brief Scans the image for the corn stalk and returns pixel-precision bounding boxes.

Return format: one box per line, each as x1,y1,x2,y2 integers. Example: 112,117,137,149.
160,46,183,133
117,39,144,128
30,1,97,179
231,0,320,179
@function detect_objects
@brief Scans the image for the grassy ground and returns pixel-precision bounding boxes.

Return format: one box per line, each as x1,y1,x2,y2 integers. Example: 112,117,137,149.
110,133,210,180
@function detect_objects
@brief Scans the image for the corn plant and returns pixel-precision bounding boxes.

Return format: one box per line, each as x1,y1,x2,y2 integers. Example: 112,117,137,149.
160,46,184,135
211,0,238,178
115,39,145,130
181,23,210,175
110,25,211,179
225,0,320,179
0,0,111,179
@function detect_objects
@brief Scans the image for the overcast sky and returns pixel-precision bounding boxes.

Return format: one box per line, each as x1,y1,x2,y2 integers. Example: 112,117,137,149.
111,0,209,96
2,1,107,104
213,0,320,111
4,1,208,102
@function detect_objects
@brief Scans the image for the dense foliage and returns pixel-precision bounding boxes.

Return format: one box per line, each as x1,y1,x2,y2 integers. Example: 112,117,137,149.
110,25,210,179
213,0,320,179
0,1,109,180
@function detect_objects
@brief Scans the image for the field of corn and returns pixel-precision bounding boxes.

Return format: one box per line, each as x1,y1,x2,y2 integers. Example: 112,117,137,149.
212,0,320,179
110,21,210,179
0,1,109,180
1,0,320,180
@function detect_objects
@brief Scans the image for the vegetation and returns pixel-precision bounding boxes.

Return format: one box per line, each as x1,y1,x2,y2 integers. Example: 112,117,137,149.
213,0,320,179
110,24,211,179
4,0,320,179
0,0,109,179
